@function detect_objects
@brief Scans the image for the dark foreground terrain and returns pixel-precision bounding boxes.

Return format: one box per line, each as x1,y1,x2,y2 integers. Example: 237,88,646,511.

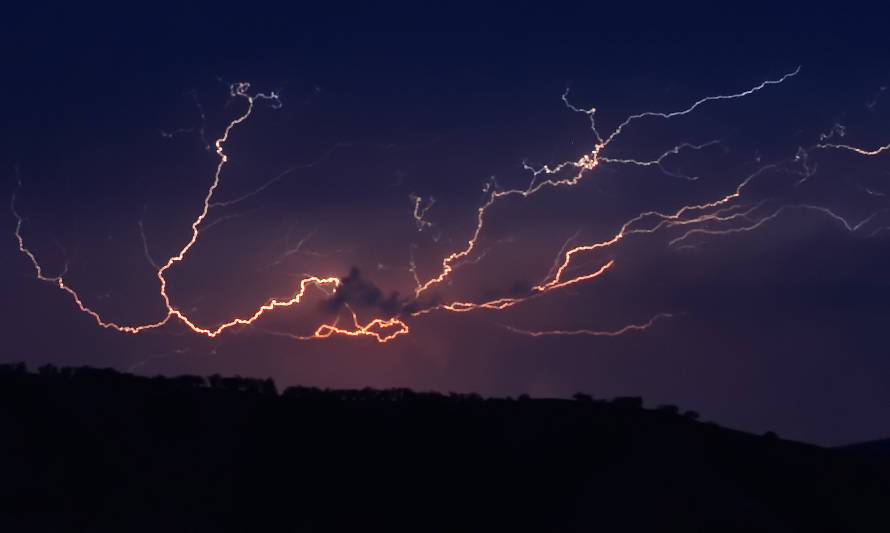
0,363,887,532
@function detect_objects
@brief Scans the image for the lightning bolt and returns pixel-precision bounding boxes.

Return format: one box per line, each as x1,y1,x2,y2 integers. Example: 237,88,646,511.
14,82,408,342
208,142,346,210
503,312,674,338
13,65,887,346
816,140,890,156
412,68,802,299
409,193,436,231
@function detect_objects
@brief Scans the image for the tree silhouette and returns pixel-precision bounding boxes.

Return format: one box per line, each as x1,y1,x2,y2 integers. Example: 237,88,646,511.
0,362,885,532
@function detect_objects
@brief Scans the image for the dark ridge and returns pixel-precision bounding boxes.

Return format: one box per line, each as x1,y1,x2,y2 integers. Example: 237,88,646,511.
0,363,887,532
836,437,890,474
837,438,890,455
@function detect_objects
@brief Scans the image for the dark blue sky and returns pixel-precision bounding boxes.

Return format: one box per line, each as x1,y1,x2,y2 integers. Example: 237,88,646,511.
2,7,890,445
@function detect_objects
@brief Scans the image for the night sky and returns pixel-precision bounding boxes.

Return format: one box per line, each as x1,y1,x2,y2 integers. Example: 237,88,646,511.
2,7,889,445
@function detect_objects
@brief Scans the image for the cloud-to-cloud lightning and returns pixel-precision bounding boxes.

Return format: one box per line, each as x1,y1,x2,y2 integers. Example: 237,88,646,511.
13,66,887,344
411,68,803,299
14,82,410,343
503,313,674,338
816,140,890,156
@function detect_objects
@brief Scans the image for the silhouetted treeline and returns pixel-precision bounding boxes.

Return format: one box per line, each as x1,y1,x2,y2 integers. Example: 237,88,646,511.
0,363,887,532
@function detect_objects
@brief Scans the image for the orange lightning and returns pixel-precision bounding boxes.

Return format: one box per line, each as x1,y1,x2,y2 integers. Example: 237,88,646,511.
13,172,172,333
412,68,801,299
14,66,888,347
14,83,407,342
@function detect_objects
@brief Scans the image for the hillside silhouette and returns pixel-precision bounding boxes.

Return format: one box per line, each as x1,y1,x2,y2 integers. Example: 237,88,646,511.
0,363,887,532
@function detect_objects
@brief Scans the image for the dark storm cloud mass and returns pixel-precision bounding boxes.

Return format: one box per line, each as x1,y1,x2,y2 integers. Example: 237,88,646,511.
320,266,532,317
2,6,890,445
321,267,404,317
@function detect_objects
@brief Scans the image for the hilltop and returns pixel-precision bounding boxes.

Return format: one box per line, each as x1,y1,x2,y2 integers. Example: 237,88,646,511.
0,363,887,532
